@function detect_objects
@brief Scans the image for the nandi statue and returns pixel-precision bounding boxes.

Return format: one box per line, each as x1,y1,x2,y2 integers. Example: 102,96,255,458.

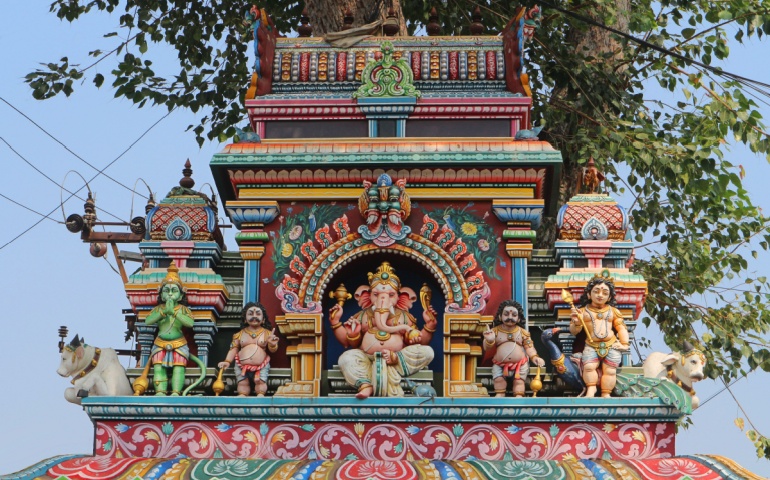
57,335,133,404
643,341,707,409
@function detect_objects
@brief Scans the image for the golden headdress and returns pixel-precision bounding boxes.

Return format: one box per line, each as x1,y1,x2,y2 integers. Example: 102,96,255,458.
593,269,615,284
367,262,401,291
161,261,184,289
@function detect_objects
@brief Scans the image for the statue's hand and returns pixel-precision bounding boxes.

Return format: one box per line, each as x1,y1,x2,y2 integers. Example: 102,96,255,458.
163,298,176,316
329,304,343,324
422,305,437,325
533,356,546,367
267,328,279,346
483,324,496,343
613,343,630,352
217,361,230,369
344,318,361,337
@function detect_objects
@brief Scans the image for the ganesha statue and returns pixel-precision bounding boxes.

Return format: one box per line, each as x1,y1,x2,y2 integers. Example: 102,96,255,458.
358,174,411,247
329,262,437,398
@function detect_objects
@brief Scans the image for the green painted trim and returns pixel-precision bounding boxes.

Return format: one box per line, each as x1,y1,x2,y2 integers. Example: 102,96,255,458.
502,230,537,240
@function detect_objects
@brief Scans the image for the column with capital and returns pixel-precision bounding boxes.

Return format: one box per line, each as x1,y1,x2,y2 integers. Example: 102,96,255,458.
226,201,280,304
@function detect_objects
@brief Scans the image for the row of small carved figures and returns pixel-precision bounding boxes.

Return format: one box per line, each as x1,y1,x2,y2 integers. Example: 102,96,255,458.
56,330,706,409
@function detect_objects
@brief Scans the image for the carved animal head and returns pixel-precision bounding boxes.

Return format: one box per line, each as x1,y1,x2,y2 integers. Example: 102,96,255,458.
57,335,86,377
662,342,707,386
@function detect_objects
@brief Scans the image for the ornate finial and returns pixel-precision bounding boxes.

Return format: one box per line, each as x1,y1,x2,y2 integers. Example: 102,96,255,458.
298,8,312,37
383,7,400,36
470,6,484,35
426,7,442,36
367,262,401,291
180,159,195,189
353,42,421,99
330,284,352,307
581,157,605,194
342,8,354,30
162,260,184,288
593,269,615,284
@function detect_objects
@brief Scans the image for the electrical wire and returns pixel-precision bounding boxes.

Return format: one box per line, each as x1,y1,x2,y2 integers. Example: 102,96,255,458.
0,96,148,199
0,107,176,252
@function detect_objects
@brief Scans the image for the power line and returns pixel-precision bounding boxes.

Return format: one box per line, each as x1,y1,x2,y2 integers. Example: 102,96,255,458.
0,136,127,223
0,96,148,199
538,0,770,96
0,107,176,252
0,191,61,223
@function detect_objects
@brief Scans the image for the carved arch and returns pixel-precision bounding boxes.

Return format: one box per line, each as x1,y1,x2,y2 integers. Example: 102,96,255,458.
298,233,469,308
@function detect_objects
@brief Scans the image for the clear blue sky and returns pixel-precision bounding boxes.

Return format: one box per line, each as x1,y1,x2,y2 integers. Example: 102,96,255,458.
1,3,769,477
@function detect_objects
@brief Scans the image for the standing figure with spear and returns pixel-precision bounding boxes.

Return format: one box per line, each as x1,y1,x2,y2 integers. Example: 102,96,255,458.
565,271,630,398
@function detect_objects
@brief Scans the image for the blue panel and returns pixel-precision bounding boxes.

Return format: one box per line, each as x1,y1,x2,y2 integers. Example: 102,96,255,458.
244,260,259,304
512,257,528,319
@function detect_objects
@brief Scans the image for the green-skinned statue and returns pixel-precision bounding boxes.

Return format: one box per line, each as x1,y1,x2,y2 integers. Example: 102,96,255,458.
144,261,206,396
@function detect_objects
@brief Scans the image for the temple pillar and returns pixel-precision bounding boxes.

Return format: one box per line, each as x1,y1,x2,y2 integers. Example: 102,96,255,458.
273,313,323,397
442,313,489,397
226,200,279,304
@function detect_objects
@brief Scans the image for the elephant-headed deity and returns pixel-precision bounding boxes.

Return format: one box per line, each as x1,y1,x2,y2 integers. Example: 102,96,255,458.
329,261,437,398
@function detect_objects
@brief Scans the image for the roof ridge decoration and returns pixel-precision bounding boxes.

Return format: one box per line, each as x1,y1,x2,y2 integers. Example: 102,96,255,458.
353,41,421,99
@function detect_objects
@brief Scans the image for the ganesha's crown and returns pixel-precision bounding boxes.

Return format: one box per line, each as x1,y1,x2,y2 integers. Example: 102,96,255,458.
367,261,401,291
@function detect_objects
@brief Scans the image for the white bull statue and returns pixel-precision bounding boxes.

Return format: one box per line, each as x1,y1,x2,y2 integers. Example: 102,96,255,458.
57,335,133,404
643,341,707,409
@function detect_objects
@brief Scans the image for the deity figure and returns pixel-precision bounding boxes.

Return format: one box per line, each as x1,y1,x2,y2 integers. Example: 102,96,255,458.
569,274,630,397
329,262,437,398
218,302,279,396
145,262,204,395
358,174,411,247
483,300,545,397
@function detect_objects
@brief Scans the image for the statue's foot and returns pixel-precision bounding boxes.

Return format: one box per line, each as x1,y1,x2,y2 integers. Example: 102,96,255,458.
171,391,180,396
495,393,506,398
356,386,373,399
256,393,265,397
155,392,167,396
585,385,597,397
237,394,247,397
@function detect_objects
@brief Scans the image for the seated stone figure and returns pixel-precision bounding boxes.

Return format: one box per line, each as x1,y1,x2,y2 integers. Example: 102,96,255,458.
329,262,437,398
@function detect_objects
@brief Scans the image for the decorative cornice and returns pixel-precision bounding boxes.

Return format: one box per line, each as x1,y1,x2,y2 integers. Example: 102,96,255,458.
82,397,684,422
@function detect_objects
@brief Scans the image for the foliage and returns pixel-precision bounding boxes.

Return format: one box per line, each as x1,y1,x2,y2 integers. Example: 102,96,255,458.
424,204,502,280
270,203,346,285
28,0,770,455
28,0,303,147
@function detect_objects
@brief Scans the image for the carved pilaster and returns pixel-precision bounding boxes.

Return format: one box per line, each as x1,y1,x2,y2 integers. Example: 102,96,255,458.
443,313,489,397
273,313,323,397
192,321,217,366
136,322,157,368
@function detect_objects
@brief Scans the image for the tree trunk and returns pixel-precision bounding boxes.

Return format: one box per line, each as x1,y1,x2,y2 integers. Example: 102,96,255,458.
537,1,631,249
306,0,407,37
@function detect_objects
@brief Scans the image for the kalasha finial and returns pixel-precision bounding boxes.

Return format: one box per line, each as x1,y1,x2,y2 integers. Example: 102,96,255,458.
298,8,312,37
83,191,97,230
426,7,442,36
470,6,484,35
180,159,195,189
383,7,400,36
342,8,354,30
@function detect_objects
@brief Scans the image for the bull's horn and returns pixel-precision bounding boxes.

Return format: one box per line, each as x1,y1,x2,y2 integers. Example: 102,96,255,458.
69,334,82,348
682,340,694,353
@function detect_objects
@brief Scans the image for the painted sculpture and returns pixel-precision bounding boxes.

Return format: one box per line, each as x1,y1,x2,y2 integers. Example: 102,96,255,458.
541,327,586,392
568,272,630,397
329,262,437,398
57,335,133,404
483,300,545,397
643,341,707,409
358,174,411,247
141,262,206,396
218,302,279,396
